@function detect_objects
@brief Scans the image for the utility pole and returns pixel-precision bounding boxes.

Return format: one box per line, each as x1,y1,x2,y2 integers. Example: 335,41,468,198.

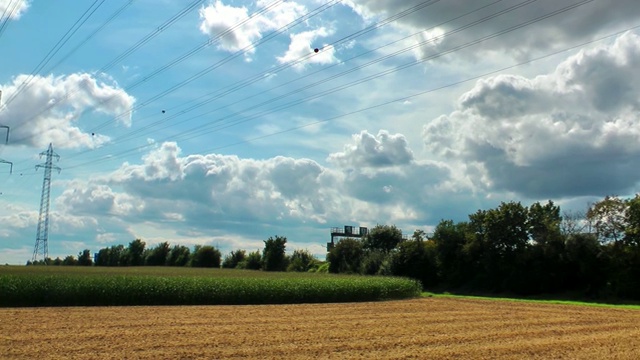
0,90,12,173
32,143,61,263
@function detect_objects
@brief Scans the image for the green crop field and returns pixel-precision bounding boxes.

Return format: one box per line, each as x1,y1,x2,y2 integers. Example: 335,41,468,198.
0,266,421,307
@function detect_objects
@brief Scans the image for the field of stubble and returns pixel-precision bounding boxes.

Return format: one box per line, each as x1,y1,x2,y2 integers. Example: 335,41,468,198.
1,297,639,359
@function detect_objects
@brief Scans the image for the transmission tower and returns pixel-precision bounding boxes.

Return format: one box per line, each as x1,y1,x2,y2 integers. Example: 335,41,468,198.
0,90,12,174
32,143,61,262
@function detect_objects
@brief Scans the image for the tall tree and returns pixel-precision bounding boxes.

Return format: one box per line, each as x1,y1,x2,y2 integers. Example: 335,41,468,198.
327,238,364,274
78,249,93,266
127,239,146,266
145,242,171,266
363,225,404,252
586,195,627,244
262,236,288,272
190,245,221,268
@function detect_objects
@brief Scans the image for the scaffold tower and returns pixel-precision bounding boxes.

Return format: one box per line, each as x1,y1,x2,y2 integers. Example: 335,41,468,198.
32,143,61,262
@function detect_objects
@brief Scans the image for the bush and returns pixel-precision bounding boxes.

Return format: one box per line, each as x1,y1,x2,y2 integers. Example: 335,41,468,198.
222,250,247,269
190,246,221,268
327,238,364,274
287,249,317,272
360,250,388,275
238,251,262,270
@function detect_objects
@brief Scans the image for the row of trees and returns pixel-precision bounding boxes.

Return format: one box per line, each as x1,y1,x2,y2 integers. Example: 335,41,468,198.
327,196,640,300
33,236,322,273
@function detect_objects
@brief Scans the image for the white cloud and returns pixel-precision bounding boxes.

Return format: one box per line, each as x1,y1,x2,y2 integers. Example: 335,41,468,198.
0,73,135,149
423,32,640,198
198,0,306,60
277,27,339,70
0,0,29,20
328,130,414,168
343,0,640,61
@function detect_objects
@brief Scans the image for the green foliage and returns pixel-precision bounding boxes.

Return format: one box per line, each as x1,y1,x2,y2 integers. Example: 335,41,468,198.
61,255,78,266
127,239,146,266
222,250,246,269
95,245,126,266
587,195,626,244
327,238,363,274
190,245,221,268
167,245,191,267
262,236,288,272
238,251,262,270
359,250,387,275
78,249,93,266
363,224,404,252
387,239,439,288
0,266,421,307
287,249,317,272
145,242,171,266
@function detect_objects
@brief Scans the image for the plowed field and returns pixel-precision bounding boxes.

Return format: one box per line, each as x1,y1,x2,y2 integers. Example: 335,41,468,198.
1,297,639,359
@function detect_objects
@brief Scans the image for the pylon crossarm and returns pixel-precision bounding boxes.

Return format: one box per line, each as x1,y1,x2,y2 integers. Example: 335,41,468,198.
0,125,8,145
0,159,11,174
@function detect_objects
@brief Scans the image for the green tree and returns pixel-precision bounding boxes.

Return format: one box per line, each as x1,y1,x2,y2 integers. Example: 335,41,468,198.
61,256,76,266
286,249,317,272
222,250,247,269
127,239,146,266
587,195,627,244
624,194,640,247
145,242,171,266
238,250,262,270
78,249,93,266
432,219,470,287
167,245,191,266
262,236,288,272
363,225,404,252
327,238,364,274
528,201,562,245
190,245,221,268
387,239,439,288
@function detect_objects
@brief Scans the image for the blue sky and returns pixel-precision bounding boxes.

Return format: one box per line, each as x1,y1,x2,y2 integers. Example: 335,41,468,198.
1,0,640,264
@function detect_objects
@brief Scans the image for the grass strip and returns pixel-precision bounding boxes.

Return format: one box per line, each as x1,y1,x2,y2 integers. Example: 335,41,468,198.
422,292,640,310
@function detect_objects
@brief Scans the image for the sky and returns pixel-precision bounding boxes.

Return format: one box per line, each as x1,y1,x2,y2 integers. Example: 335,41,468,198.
1,0,640,264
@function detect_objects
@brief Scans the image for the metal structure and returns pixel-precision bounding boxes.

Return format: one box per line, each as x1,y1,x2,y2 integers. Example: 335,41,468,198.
327,225,369,251
0,91,11,174
32,143,61,262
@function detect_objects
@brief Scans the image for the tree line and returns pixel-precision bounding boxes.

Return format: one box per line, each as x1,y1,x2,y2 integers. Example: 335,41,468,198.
29,194,640,300
28,236,323,273
327,196,640,300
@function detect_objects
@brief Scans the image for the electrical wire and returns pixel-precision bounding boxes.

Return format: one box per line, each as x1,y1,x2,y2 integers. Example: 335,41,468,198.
58,0,600,172
2,0,107,109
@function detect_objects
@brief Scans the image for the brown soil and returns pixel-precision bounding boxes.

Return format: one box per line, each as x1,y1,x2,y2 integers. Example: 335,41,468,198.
1,298,639,359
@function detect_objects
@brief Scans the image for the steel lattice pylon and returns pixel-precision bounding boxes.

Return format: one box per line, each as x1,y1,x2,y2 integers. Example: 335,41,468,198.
32,143,61,263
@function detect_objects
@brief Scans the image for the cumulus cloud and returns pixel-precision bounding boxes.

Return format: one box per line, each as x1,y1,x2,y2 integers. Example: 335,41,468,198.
423,32,640,198
0,73,135,149
0,0,29,20
199,0,306,60
277,27,339,70
343,0,640,61
328,130,414,168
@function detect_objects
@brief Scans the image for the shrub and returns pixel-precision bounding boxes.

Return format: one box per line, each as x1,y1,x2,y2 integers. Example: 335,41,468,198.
287,249,317,272
238,251,262,270
327,238,364,274
222,250,247,269
190,246,222,268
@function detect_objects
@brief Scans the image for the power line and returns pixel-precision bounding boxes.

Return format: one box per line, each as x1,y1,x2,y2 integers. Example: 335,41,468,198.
2,0,107,109
0,0,22,40
188,24,640,154
9,0,282,142
59,0,604,172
